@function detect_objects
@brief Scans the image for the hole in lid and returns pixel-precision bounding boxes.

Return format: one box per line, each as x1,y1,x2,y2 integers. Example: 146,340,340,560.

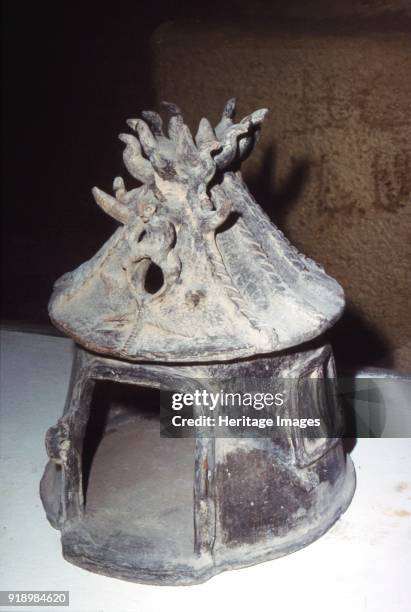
144,262,164,294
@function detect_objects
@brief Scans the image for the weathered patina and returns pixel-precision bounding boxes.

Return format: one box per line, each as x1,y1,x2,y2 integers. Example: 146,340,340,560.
41,99,355,585
49,100,344,362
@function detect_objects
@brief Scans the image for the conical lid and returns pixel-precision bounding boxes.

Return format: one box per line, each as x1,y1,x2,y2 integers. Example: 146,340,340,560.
49,99,344,362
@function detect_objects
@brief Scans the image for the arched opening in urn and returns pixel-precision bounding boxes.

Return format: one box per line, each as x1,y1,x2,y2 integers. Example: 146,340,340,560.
144,261,164,294
81,381,196,555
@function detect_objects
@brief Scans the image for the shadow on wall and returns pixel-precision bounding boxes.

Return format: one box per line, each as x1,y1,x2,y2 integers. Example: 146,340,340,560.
246,149,392,370
247,145,310,230
327,306,393,370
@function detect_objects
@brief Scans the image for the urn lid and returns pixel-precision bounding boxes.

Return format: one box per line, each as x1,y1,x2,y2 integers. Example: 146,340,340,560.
49,99,345,362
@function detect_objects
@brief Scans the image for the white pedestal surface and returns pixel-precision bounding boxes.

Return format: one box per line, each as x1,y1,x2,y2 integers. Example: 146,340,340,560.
0,330,410,612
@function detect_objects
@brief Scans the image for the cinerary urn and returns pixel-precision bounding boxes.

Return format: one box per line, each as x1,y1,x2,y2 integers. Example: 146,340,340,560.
41,98,355,585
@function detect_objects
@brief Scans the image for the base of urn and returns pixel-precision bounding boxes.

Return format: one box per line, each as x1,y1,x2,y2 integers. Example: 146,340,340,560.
40,344,355,585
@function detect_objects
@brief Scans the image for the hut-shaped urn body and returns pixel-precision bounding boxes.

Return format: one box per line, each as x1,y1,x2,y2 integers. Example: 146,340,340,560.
41,100,355,585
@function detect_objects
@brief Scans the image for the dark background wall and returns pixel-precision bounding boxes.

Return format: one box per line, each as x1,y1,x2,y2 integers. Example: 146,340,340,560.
1,0,271,324
2,1,410,371
2,1,168,326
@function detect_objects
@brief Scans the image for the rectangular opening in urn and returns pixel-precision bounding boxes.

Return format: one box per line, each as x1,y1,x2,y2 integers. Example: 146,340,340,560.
82,381,196,556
